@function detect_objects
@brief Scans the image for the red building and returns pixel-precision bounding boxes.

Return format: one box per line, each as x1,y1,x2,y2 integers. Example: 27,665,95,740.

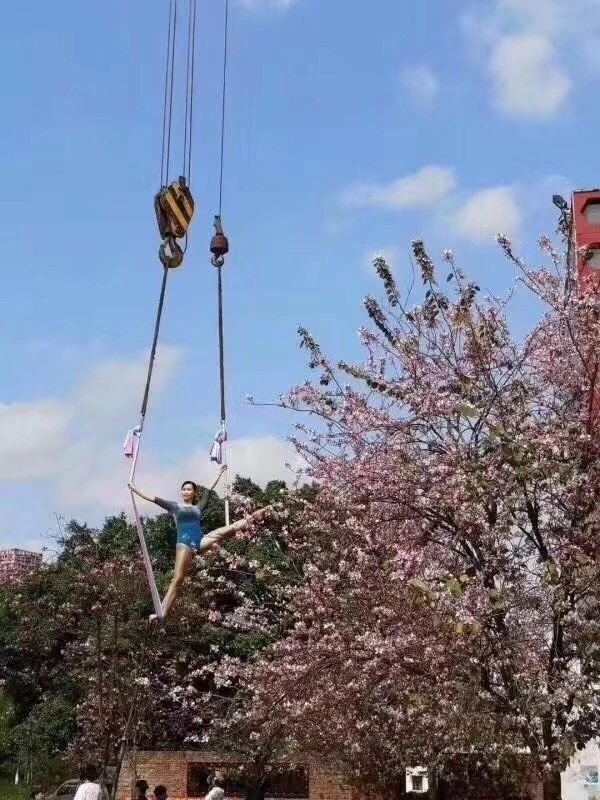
571,189,600,293
570,190,600,426
0,548,42,585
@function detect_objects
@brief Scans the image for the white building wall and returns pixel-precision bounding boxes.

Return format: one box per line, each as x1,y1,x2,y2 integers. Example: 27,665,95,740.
405,767,428,794
563,741,600,800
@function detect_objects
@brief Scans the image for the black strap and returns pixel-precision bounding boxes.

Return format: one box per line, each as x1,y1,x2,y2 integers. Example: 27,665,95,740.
217,265,226,424
140,267,169,420
215,0,230,429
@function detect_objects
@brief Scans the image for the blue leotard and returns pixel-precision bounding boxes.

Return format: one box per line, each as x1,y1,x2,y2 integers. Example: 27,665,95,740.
155,498,205,550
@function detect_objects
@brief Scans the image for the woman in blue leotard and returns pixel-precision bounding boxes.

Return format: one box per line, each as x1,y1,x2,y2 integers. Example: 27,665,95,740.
129,468,271,616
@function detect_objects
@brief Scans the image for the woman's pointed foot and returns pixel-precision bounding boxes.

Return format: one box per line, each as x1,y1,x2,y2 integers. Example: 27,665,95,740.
253,503,283,521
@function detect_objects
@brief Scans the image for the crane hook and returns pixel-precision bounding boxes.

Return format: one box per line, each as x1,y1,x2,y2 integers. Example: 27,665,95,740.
159,236,184,269
210,215,229,268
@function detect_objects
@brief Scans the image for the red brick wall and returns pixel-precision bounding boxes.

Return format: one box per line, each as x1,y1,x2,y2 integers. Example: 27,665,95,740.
308,763,357,800
116,752,353,800
117,751,187,799
526,777,544,800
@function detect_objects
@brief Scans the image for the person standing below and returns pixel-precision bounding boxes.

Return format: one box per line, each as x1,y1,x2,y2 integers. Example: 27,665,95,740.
206,776,225,800
152,786,168,800
134,779,150,800
73,766,101,800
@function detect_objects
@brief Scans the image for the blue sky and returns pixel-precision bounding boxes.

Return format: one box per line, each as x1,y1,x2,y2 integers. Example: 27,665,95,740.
0,0,597,550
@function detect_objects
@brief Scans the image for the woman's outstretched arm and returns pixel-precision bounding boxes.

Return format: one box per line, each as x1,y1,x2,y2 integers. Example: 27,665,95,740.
198,465,227,510
129,484,177,513
128,483,161,505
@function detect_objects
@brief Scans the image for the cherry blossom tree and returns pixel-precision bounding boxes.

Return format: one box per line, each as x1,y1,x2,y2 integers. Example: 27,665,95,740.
151,481,312,800
232,237,600,800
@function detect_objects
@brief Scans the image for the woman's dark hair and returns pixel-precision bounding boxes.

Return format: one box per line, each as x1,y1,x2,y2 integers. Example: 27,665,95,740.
135,779,149,794
154,786,168,799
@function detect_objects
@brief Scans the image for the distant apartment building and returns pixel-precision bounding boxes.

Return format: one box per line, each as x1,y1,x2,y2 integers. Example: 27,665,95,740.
0,549,42,585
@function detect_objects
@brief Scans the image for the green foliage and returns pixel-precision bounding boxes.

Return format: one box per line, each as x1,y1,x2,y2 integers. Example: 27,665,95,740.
0,780,29,800
232,475,264,502
141,512,177,576
0,692,15,761
232,475,317,507
200,488,227,533
11,697,76,787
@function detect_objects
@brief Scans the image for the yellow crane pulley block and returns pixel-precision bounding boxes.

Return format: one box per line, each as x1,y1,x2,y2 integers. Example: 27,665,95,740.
154,177,195,241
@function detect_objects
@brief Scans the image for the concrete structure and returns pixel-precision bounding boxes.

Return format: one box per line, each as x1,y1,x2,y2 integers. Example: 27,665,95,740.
0,548,42,585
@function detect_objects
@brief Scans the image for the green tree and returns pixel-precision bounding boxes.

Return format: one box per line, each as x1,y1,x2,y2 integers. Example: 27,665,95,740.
0,474,296,794
0,692,15,763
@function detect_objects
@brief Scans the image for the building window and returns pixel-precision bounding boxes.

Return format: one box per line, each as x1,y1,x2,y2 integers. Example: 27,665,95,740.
584,203,600,225
586,248,600,271
187,764,309,800
406,768,428,794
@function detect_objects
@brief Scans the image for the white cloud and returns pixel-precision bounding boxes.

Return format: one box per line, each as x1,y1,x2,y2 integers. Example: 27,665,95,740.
400,66,439,107
452,186,521,244
492,0,567,38
489,34,570,118
240,0,299,11
461,0,600,119
178,436,300,499
342,165,529,248
0,347,300,526
342,166,456,211
0,401,70,481
74,346,184,424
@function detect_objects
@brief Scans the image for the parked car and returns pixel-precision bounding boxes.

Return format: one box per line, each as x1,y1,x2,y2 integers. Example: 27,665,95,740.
44,779,80,800
43,777,112,800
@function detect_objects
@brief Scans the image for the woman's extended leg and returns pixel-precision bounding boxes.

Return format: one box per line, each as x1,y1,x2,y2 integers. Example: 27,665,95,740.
162,544,194,617
198,506,274,554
